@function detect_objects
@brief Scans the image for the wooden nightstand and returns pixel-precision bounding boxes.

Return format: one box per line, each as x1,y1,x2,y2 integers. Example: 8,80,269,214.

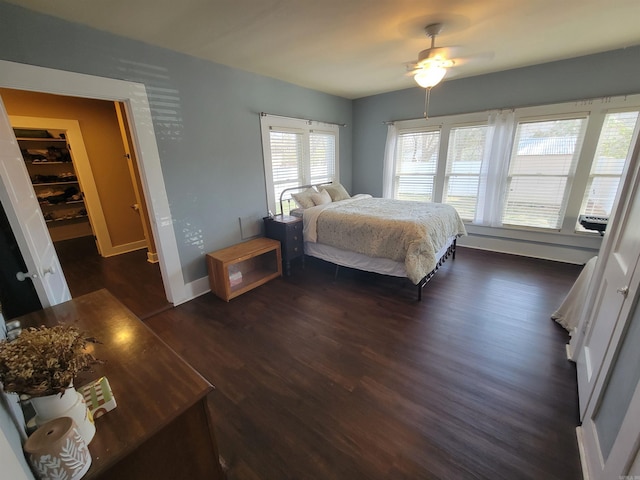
264,215,304,276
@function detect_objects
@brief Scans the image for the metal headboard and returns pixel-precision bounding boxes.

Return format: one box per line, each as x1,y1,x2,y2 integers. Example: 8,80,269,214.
279,182,333,215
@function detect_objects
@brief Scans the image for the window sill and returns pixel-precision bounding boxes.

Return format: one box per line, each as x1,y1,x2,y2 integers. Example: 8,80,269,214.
463,222,603,250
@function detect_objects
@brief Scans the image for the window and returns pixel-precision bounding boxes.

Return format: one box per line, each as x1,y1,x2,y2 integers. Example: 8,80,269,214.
443,125,488,220
394,129,440,202
309,132,336,185
261,115,338,214
383,94,640,236
578,110,640,229
502,117,586,229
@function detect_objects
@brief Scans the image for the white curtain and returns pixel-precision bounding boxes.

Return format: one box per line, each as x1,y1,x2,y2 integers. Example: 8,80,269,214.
474,110,515,226
382,124,397,198
552,256,599,333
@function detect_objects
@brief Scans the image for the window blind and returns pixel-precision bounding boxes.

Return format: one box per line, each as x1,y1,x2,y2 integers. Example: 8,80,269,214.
309,132,335,184
443,125,488,220
394,130,440,202
261,115,339,214
502,117,586,229
579,111,640,225
269,129,304,212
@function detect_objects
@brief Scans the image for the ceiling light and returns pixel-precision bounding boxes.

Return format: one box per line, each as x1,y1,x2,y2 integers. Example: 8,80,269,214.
413,65,447,88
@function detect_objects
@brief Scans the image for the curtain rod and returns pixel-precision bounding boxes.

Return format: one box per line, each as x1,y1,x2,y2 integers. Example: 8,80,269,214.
382,93,635,125
260,112,347,127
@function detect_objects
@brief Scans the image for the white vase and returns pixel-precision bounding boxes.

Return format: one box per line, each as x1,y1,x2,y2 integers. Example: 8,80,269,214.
30,386,95,444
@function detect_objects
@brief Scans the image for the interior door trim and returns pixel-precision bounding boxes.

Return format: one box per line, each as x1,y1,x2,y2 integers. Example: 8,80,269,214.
0,60,186,305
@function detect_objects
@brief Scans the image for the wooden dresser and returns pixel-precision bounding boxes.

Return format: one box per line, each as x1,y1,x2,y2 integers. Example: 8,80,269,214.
15,289,225,480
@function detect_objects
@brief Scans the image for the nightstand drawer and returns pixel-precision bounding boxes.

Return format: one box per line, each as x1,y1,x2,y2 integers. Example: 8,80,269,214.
285,239,303,259
284,222,303,246
264,215,304,275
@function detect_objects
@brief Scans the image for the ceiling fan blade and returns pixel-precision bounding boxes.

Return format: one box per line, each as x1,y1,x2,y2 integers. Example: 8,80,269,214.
417,45,462,63
451,51,495,66
403,21,494,83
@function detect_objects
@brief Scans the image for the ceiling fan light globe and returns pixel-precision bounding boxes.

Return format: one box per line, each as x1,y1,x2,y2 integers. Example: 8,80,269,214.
414,66,447,88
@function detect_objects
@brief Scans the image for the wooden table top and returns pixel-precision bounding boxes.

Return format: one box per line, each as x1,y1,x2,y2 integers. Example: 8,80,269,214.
15,289,214,478
206,236,280,263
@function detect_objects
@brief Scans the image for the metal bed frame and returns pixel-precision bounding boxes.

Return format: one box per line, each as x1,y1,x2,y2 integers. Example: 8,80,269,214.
278,182,332,215
277,183,458,301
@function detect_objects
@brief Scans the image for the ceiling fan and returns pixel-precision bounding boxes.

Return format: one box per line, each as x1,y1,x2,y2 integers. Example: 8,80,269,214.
406,23,463,118
407,23,459,88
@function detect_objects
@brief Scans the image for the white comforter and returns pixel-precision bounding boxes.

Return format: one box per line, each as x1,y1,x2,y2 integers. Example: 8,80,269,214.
303,195,467,284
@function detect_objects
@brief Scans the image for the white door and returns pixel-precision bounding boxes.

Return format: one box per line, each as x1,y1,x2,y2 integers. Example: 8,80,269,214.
575,130,640,478
579,279,640,479
575,133,640,419
0,98,71,307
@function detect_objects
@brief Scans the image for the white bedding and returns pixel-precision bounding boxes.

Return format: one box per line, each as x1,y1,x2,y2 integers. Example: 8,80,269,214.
302,196,467,284
303,194,372,242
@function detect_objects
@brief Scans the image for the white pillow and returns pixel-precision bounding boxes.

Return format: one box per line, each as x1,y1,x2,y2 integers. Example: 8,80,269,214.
320,183,351,202
311,189,332,206
291,187,317,209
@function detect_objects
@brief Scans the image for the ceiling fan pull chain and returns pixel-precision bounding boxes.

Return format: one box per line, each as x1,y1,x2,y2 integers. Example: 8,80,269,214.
424,87,431,119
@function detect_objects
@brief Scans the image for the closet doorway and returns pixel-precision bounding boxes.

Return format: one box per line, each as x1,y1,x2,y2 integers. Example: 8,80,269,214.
0,88,169,320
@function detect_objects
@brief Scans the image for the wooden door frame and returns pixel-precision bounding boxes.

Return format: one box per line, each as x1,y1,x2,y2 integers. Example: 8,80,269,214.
0,60,187,305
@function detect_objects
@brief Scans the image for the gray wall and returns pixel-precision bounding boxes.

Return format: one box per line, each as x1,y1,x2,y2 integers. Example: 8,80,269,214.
353,46,640,196
0,2,352,283
2,0,640,278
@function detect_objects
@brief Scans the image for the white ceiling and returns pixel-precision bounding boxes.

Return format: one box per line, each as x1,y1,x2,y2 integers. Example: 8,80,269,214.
7,0,640,99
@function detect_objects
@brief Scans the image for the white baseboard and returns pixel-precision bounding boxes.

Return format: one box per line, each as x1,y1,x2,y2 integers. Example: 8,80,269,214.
102,239,148,257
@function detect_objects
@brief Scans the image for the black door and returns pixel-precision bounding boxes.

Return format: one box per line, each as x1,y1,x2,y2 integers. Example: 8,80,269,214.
0,200,42,320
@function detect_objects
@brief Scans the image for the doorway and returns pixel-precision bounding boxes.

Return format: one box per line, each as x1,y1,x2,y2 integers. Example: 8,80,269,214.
0,59,187,312
1,90,169,319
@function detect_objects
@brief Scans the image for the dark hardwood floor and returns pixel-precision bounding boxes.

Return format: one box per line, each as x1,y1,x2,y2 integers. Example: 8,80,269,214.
55,236,170,319
144,247,585,480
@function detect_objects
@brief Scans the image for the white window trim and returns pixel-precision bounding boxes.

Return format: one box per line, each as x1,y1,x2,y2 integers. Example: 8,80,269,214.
385,112,488,202
260,114,339,213
385,94,640,235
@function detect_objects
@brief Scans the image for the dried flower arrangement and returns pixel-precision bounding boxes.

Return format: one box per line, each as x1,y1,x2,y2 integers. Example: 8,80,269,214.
0,325,98,397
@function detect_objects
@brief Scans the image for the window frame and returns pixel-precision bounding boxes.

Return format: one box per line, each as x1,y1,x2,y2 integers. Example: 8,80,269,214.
392,126,441,202
386,95,640,235
502,112,589,230
389,112,489,216
260,114,339,214
442,122,490,221
576,108,640,231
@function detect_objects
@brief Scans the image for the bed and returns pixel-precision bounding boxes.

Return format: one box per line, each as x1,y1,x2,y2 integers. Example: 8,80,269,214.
280,183,467,300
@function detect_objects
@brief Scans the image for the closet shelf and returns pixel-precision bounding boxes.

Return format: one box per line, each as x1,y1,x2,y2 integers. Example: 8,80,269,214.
32,180,79,187
16,137,67,143
16,127,91,241
45,215,88,224
39,200,85,207
28,161,72,165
